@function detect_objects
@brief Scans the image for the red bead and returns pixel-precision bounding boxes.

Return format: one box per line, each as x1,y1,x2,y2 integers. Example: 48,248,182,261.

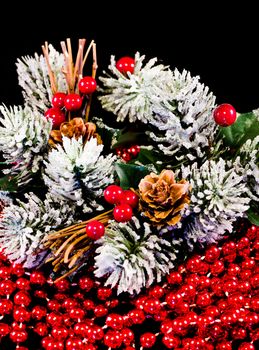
91,325,104,341
32,305,47,320
165,291,182,308
120,190,139,208
52,92,66,108
0,322,10,337
54,279,70,292
128,309,145,324
97,287,112,300
222,241,236,256
220,311,237,326
227,263,241,276
196,292,212,307
171,317,188,335
10,329,28,343
16,278,30,290
64,93,82,111
83,299,95,310
30,271,46,285
66,337,84,350
213,103,237,126
78,76,97,94
210,260,224,275
186,255,202,273
197,276,211,290
104,185,124,205
140,332,156,348
34,290,48,299
48,299,61,311
104,330,123,348
0,298,13,315
205,245,221,262
160,319,173,334
14,291,31,306
216,341,232,350
116,57,135,75
51,326,69,340
94,305,108,318
231,327,247,340
85,220,105,240
84,345,96,350
107,299,119,309
106,313,124,330
162,334,180,349
167,271,183,285
34,322,48,336
208,324,226,340
62,298,77,311
239,281,251,294
250,297,259,312
242,258,255,270
175,301,189,314
79,277,94,291
238,344,255,350
0,280,16,295
181,283,196,301
13,306,31,322
45,107,66,129
251,273,259,288
0,266,11,279
121,328,134,345
223,279,238,294
127,145,141,157
113,204,133,222
47,312,63,326
69,307,85,320
143,298,161,314
149,285,164,299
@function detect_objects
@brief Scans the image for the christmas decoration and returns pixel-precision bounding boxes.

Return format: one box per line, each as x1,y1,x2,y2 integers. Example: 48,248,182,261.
0,37,259,348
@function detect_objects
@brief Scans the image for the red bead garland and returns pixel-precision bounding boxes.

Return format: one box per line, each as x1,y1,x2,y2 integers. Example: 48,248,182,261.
0,224,258,349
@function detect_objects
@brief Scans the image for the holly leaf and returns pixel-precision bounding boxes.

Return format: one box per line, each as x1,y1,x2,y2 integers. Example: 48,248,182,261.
0,175,18,192
219,112,259,149
113,131,147,149
115,163,150,189
247,206,259,226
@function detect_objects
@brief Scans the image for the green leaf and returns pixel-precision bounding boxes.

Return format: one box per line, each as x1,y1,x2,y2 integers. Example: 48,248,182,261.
115,162,150,189
219,112,259,149
113,131,147,149
0,175,18,192
247,207,259,226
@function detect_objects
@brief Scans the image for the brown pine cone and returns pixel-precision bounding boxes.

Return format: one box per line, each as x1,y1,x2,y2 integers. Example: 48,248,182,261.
138,169,190,226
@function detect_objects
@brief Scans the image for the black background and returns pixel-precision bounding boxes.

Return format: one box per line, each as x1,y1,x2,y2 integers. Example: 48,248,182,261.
0,3,258,112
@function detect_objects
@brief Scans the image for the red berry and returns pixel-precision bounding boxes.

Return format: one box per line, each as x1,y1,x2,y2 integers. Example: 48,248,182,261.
52,92,67,108
54,279,70,292
149,285,164,299
127,145,141,157
34,322,48,336
51,326,69,340
66,337,84,350
143,298,161,314
48,299,61,311
64,93,82,111
45,107,66,129
16,278,30,290
116,57,135,75
213,103,237,127
140,332,156,348
104,185,124,205
205,245,221,262
113,204,133,222
94,305,108,318
69,307,85,320
0,266,11,279
13,306,31,322
0,280,16,295
78,76,97,94
85,220,105,240
120,190,139,208
128,309,145,324
121,151,132,162
46,312,63,326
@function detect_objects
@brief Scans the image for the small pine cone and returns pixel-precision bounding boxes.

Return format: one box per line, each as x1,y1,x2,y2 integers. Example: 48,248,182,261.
138,169,190,226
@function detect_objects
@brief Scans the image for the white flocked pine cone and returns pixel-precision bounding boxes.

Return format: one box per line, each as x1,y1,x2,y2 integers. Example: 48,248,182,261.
43,137,116,213
0,105,51,186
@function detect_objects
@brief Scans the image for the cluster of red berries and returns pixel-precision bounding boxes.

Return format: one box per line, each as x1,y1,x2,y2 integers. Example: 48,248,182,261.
116,145,141,162
45,76,97,129
104,185,139,222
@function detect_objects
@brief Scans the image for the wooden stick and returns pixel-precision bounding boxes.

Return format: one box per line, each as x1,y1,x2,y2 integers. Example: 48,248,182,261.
60,41,71,92
64,235,89,263
42,42,57,94
54,231,82,257
85,42,98,121
66,38,74,89
82,40,94,69
54,263,82,283
68,245,91,268
74,39,86,87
